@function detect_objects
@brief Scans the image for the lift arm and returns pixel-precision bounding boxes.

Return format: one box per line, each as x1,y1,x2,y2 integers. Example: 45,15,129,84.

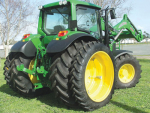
111,14,143,42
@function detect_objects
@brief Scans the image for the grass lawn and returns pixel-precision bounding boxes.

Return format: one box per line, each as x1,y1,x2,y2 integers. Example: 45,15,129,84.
0,59,150,113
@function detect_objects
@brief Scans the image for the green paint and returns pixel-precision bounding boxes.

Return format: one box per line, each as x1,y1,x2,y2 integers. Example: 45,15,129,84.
34,83,43,89
37,66,48,77
113,14,143,42
17,64,34,75
38,12,46,36
21,34,41,42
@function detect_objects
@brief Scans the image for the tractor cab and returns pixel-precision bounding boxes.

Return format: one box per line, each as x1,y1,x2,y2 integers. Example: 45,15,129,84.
38,0,102,39
38,0,116,48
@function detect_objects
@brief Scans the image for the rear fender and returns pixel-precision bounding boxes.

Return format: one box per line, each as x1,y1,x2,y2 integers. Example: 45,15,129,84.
46,33,98,53
114,50,132,59
11,41,36,57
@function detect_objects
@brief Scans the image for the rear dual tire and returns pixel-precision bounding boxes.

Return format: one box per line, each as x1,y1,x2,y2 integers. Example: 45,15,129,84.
3,53,50,97
49,40,85,107
70,41,115,111
50,40,115,111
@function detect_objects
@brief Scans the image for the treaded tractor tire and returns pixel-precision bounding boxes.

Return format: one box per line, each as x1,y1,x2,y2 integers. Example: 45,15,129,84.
3,53,50,97
115,54,141,89
70,41,116,111
49,40,86,107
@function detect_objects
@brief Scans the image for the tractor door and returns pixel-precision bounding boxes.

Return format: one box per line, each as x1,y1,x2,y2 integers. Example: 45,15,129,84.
76,6,101,40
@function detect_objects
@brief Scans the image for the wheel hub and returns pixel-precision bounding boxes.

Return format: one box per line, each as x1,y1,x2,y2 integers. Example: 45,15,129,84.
118,64,135,83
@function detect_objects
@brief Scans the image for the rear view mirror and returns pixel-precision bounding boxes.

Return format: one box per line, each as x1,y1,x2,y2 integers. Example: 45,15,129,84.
110,8,116,19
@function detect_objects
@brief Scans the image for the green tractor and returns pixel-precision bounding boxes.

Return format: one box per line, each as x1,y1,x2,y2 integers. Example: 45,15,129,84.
3,0,143,111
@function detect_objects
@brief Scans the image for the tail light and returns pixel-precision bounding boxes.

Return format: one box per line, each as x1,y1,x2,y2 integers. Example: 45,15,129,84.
58,31,68,37
22,34,30,39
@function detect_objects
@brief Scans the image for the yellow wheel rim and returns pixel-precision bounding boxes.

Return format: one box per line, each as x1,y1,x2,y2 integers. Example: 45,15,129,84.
85,51,114,102
6,67,9,70
28,59,39,84
118,64,135,83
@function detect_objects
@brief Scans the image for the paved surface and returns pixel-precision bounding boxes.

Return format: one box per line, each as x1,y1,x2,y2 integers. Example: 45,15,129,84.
121,44,150,56
134,56,150,59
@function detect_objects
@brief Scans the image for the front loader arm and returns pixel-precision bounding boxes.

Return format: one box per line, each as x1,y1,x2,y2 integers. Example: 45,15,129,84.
111,14,143,42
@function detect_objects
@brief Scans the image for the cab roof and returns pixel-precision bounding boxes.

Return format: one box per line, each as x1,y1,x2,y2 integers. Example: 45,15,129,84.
44,0,101,9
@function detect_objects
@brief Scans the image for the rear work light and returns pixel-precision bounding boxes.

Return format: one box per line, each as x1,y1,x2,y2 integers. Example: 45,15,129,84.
58,31,68,37
22,34,30,39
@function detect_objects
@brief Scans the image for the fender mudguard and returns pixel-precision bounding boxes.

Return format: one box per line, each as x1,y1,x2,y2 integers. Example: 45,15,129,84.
46,33,98,53
113,50,132,59
11,41,36,57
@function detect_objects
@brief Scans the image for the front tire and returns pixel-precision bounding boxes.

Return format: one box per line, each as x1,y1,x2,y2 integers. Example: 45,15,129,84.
115,54,141,89
70,41,115,111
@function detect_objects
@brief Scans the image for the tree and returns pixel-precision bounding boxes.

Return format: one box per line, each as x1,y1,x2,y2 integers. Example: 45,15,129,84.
0,0,42,57
143,31,150,43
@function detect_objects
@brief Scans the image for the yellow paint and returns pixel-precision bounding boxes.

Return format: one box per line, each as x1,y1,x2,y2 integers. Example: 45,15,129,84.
22,40,25,42
118,64,135,83
85,51,114,102
56,38,59,40
6,67,9,70
28,59,39,84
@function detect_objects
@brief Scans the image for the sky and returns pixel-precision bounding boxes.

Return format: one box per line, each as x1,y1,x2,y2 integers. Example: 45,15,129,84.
124,0,150,34
26,0,150,37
